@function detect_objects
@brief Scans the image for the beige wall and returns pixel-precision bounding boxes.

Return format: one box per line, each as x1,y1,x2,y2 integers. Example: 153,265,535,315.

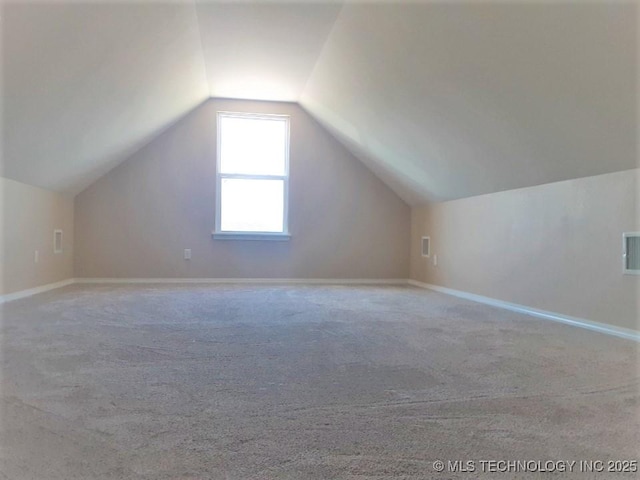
411,169,639,331
1,177,74,295
75,99,410,279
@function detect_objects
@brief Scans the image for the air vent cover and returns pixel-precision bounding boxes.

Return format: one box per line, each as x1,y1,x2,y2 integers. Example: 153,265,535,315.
623,232,640,274
421,236,430,258
54,230,63,254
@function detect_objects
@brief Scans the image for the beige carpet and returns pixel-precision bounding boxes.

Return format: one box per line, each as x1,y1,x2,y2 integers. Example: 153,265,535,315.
1,284,638,479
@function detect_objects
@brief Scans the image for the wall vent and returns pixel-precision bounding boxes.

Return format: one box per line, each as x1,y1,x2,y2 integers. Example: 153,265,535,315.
421,236,430,258
623,232,640,274
54,230,63,254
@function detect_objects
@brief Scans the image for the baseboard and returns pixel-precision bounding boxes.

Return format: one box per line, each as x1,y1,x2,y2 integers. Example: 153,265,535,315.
408,280,640,342
0,278,76,304
76,277,408,286
6,277,636,342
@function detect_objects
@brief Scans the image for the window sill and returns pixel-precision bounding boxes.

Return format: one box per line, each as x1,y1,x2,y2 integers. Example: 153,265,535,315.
212,232,291,241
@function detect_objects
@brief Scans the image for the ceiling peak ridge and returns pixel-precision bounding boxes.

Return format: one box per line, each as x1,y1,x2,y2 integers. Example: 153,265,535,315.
299,1,347,102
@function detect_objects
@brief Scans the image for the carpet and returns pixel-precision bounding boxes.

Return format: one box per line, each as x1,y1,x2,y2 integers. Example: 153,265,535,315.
1,284,638,479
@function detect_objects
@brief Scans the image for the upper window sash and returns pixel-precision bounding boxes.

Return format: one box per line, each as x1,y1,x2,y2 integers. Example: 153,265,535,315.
217,112,290,177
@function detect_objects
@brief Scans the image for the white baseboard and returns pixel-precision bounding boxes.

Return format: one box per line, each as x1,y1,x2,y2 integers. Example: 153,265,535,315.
76,277,408,286
0,278,76,304
5,277,636,342
408,280,640,342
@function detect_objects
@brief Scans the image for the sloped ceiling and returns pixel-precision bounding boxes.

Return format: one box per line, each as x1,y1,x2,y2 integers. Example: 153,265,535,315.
2,2,209,194
196,2,342,101
300,2,638,204
2,1,637,204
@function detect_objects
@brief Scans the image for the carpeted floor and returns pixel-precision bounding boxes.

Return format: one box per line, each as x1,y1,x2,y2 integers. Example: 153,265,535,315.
0,284,638,479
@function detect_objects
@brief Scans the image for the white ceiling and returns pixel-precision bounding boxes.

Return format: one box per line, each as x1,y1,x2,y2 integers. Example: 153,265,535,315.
2,1,637,204
2,2,209,194
196,2,342,101
301,2,638,204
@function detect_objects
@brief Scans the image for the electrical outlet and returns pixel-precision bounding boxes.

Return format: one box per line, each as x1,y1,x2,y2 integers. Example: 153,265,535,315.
184,249,191,260
34,250,39,263
433,254,437,266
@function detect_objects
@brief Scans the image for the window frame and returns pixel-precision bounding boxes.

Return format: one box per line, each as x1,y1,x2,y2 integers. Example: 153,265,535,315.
214,111,291,240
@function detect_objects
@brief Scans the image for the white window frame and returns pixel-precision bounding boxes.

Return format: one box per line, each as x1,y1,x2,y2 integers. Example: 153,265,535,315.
214,111,290,241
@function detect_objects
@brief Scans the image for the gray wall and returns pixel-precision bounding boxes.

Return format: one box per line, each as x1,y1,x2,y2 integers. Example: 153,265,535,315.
75,99,410,279
1,177,74,294
411,169,639,331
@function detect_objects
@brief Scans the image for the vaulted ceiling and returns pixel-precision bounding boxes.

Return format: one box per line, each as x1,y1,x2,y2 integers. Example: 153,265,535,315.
2,1,637,204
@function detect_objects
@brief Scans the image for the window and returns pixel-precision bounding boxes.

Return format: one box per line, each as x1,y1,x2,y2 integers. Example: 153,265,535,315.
214,112,290,240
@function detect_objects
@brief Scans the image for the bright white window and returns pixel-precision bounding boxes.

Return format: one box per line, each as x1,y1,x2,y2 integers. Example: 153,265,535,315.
215,112,290,239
